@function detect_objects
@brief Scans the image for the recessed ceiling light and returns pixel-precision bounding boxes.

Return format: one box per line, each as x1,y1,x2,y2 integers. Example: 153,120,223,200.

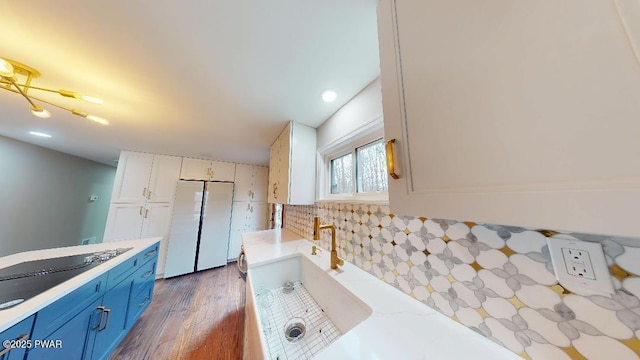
29,131,52,138
322,90,337,103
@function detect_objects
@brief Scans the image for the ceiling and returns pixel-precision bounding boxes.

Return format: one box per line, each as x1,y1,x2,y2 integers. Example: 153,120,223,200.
0,1,380,166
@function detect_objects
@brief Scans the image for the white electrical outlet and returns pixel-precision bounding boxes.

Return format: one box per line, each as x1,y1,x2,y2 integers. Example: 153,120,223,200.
561,247,596,279
547,237,614,295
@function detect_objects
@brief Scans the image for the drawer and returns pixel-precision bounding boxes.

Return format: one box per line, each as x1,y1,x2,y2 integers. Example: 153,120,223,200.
138,243,159,265
32,272,107,340
126,283,153,329
106,255,139,291
131,258,157,296
0,315,35,360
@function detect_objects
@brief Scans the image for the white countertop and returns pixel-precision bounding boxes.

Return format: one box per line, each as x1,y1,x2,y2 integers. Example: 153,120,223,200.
242,229,521,360
0,237,161,333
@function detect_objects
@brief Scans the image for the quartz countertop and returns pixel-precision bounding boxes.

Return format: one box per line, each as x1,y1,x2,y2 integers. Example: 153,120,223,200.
0,238,161,333
242,229,521,360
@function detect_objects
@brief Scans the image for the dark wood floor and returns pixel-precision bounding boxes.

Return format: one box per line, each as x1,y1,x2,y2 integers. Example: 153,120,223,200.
110,264,246,360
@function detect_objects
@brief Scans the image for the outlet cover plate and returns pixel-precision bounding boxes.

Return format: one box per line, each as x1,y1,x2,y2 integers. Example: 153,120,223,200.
547,237,614,295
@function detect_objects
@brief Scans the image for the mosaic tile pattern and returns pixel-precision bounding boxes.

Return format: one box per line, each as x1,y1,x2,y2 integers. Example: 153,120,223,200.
284,203,640,360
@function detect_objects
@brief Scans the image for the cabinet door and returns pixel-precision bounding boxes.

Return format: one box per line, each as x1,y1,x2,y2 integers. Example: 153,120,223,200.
140,202,173,238
28,298,102,360
247,202,268,231
0,315,34,360
180,158,210,180
227,230,243,261
103,203,144,241
234,164,255,202
253,166,269,202
267,136,280,204
91,281,132,360
230,202,250,231
209,160,236,182
378,0,640,237
147,155,182,203
110,152,153,203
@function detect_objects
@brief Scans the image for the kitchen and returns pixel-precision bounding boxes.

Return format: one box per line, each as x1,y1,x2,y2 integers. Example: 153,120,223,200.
1,1,640,360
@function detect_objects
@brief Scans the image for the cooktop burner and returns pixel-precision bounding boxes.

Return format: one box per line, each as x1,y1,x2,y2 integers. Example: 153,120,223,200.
0,248,131,310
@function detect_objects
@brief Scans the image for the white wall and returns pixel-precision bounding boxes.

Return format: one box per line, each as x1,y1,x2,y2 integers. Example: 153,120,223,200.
316,77,382,148
0,136,116,256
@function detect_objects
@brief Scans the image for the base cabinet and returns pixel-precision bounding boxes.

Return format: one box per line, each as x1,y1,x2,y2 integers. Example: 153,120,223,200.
28,299,102,360
5,243,159,360
0,315,35,360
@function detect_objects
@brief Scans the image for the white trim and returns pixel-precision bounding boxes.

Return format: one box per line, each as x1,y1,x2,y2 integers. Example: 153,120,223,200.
316,114,384,154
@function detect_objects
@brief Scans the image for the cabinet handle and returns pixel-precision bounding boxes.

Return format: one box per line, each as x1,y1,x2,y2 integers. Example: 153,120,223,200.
386,139,400,180
139,206,144,216
0,333,29,356
142,270,153,279
93,306,106,330
144,208,149,218
248,190,254,199
145,249,157,257
147,189,152,200
139,296,150,308
142,187,147,197
98,308,111,331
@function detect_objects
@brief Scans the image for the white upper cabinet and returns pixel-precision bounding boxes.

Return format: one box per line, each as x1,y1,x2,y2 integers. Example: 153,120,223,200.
148,155,183,202
377,0,640,237
111,152,182,204
110,152,154,203
180,157,236,182
234,164,269,202
267,121,317,204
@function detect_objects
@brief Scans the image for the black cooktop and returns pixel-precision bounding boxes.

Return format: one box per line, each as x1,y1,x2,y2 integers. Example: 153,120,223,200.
0,248,131,310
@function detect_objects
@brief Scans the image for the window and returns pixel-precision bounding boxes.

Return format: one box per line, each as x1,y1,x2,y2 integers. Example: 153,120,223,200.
318,120,388,202
330,153,352,194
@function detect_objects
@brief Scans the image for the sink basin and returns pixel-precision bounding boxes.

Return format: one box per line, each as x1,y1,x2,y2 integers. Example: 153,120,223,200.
246,253,372,359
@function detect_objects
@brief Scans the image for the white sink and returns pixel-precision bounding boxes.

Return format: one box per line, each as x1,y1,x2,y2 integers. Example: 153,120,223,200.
246,253,372,359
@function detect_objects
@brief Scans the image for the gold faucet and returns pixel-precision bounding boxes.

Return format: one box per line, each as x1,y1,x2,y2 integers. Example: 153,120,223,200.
313,216,344,269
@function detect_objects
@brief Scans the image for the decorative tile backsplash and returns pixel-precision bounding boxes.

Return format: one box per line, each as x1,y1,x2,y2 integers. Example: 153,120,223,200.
283,203,640,360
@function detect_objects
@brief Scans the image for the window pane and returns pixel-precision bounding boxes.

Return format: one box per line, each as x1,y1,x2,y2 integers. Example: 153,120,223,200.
357,139,388,193
330,153,353,194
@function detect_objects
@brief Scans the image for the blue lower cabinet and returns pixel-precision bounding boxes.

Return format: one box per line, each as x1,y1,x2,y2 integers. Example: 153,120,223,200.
90,279,133,360
28,298,102,360
22,244,159,360
0,315,35,360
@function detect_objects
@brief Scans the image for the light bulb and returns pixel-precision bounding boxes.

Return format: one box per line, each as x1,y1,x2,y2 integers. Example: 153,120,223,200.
321,90,337,103
29,131,52,138
31,106,51,119
0,58,14,78
81,95,104,104
87,115,109,126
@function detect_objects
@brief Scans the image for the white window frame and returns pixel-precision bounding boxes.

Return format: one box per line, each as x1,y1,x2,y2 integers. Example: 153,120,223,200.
316,115,388,203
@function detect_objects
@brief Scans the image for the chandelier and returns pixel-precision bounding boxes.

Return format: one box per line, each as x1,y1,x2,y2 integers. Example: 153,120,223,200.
0,57,109,125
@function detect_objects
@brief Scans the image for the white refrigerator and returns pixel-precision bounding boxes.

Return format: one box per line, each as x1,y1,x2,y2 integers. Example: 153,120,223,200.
164,180,234,278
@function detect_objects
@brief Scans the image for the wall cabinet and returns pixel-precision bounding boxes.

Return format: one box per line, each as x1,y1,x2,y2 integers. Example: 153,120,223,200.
180,158,236,182
377,0,640,237
104,151,181,277
234,164,268,202
267,121,316,205
110,151,182,204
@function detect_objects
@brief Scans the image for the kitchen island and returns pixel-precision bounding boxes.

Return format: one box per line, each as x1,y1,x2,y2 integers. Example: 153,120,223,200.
0,238,160,359
242,229,520,360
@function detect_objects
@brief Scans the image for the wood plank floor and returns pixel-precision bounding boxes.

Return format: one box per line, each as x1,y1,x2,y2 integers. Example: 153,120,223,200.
110,264,246,360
